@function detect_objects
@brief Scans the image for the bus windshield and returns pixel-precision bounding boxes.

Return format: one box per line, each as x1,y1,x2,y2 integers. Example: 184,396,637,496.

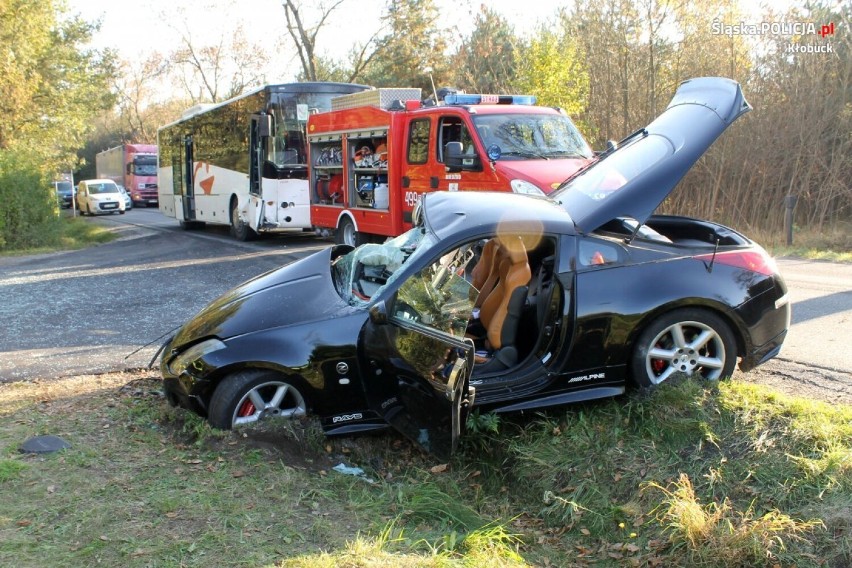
472,113,593,160
267,91,354,168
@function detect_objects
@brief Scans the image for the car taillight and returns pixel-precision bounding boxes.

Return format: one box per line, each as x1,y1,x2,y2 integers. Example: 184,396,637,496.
693,249,778,276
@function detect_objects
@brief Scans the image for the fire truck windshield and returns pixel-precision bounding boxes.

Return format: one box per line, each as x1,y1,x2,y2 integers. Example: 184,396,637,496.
472,113,593,161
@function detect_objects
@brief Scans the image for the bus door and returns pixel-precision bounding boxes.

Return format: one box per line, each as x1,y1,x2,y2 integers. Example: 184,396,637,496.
247,114,267,231
255,112,311,230
182,135,196,221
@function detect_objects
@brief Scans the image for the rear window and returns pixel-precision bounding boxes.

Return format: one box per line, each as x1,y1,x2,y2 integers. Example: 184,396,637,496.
556,135,671,201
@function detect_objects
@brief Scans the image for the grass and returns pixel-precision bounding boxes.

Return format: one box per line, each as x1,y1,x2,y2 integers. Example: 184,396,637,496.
755,222,852,262
1,371,850,567
0,214,117,256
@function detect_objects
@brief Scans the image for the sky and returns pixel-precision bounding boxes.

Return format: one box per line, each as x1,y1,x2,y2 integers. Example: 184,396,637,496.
67,0,562,83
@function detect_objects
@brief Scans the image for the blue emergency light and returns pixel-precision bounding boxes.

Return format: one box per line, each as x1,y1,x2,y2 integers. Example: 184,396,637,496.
444,94,537,106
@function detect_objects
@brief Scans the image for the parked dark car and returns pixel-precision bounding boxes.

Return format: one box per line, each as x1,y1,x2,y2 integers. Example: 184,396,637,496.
160,78,790,458
53,181,75,208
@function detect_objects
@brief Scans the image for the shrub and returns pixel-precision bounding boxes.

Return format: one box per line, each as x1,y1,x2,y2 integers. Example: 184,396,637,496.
0,149,62,250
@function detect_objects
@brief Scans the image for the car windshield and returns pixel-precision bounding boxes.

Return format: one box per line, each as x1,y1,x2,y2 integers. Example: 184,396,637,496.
89,183,119,194
472,113,593,160
55,182,72,193
332,227,436,306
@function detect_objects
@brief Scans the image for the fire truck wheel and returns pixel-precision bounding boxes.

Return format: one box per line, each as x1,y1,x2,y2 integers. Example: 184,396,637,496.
336,217,367,247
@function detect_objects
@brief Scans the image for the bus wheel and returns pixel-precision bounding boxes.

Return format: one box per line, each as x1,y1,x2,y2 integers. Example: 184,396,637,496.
336,217,367,247
230,201,256,241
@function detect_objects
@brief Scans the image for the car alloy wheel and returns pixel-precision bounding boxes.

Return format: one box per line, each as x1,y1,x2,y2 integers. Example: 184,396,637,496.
208,370,308,429
631,308,736,387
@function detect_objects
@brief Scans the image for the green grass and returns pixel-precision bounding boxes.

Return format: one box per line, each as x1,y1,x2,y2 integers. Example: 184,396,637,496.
1,371,850,567
756,222,852,262
0,215,117,256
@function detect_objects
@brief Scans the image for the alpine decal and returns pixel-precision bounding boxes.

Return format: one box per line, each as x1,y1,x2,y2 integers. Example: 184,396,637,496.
567,372,605,384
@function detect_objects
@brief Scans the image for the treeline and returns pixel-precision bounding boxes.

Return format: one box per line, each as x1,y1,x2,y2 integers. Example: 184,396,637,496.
0,1,114,249
449,0,850,233
1,0,848,250
106,0,852,235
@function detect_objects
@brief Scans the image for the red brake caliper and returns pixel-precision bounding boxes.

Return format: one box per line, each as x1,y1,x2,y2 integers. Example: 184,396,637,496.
651,342,665,374
237,401,256,417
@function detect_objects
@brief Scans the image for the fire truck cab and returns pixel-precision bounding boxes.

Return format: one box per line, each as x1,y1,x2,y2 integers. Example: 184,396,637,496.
308,89,593,246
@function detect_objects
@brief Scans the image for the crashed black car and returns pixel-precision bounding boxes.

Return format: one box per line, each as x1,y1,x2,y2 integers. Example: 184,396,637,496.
160,77,790,458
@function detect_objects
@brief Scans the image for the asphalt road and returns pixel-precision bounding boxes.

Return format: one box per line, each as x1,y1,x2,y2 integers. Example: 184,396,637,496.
1,209,850,403
0,208,329,381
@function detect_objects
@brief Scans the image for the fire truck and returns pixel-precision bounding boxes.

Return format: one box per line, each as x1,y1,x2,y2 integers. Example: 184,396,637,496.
308,88,594,246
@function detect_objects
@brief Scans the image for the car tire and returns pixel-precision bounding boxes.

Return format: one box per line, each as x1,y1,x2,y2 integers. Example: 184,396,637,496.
208,370,309,430
119,210,125,215
336,216,367,247
631,308,737,388
230,200,256,241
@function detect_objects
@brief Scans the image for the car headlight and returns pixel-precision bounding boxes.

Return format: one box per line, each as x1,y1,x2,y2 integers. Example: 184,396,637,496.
168,338,226,376
510,179,545,196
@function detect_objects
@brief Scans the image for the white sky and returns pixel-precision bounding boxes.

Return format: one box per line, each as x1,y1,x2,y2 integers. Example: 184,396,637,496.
67,0,563,83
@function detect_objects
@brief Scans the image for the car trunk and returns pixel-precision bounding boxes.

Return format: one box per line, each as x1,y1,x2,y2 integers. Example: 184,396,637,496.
596,215,751,249
645,215,750,247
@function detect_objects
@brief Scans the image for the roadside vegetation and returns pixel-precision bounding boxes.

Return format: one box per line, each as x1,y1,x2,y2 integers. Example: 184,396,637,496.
1,1,849,258
1,371,849,567
0,214,118,257
759,223,852,263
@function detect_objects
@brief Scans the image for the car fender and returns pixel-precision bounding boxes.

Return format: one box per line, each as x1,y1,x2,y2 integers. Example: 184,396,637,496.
182,316,370,417
622,297,749,360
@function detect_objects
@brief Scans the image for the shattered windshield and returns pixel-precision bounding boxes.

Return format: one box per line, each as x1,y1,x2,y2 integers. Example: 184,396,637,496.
332,227,436,306
472,113,593,160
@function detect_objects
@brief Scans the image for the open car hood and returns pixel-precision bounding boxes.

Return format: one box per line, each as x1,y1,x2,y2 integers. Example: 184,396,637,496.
552,77,751,234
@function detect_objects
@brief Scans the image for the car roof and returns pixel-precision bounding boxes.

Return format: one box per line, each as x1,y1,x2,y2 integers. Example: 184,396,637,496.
421,191,576,241
552,77,751,234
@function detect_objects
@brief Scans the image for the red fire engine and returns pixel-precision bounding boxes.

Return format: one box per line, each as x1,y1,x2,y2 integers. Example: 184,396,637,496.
308,88,594,246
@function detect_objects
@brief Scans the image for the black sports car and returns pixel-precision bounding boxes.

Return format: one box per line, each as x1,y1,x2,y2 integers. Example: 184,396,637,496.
160,77,790,458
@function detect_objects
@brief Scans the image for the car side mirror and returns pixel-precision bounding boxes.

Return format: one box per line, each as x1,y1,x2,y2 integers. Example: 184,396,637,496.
444,141,481,172
368,301,389,325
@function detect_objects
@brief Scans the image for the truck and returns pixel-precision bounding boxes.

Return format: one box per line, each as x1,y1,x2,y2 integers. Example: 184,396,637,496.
95,144,159,206
307,89,595,246
157,82,370,239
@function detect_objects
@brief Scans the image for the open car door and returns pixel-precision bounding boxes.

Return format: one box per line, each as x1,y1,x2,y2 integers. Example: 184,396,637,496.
359,255,477,460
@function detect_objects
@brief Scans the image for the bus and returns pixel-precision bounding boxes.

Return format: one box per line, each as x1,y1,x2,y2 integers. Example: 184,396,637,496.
157,82,371,239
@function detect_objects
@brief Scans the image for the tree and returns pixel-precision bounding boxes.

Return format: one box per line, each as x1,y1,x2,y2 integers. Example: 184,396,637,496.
0,0,116,161
169,24,270,103
282,0,345,81
451,7,518,93
359,0,451,93
0,0,117,250
513,26,590,127
112,54,176,144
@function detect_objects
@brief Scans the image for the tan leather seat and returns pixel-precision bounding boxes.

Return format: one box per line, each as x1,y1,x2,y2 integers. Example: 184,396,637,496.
473,236,531,373
470,239,506,309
